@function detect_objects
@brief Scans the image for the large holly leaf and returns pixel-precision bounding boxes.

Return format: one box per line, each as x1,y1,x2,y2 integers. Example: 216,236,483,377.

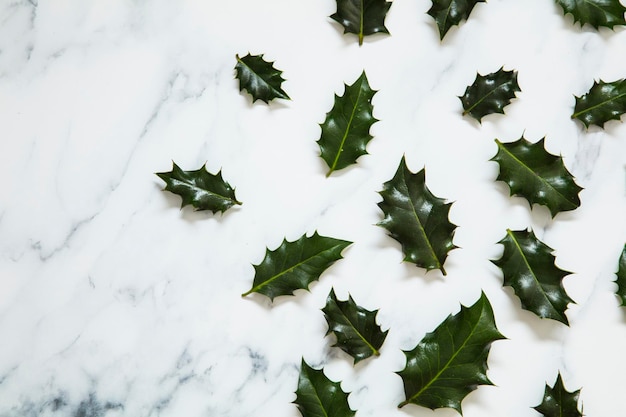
156,162,241,214
397,292,504,414
428,0,486,40
330,0,391,45
533,373,582,417
241,232,351,301
492,229,574,325
322,289,388,364
490,137,582,217
615,244,626,306
459,67,520,122
294,359,355,417
571,78,626,128
377,157,457,275
317,71,378,177
234,53,290,103
555,0,626,29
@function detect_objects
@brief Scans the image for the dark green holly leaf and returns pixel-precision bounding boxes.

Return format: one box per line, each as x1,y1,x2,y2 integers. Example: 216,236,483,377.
555,0,626,29
377,157,457,275
294,359,355,417
234,53,290,103
397,292,504,413
242,232,351,301
331,0,391,45
490,136,582,217
571,78,626,128
318,71,378,177
533,373,582,417
460,67,520,122
615,244,626,306
322,289,388,364
156,162,241,214
428,0,486,40
492,229,574,325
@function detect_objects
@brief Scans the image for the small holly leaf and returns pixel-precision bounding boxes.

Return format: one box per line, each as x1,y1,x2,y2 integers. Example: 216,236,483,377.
156,162,241,214
460,67,520,122
533,373,582,417
331,0,391,45
615,244,626,306
428,0,486,40
490,137,583,217
322,289,388,364
377,157,457,275
318,71,378,177
397,292,505,414
571,78,626,128
242,232,351,301
234,53,290,103
492,229,574,325
555,0,626,29
294,359,355,417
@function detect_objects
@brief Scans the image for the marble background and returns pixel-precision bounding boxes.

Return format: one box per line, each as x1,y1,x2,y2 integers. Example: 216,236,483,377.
1,0,625,416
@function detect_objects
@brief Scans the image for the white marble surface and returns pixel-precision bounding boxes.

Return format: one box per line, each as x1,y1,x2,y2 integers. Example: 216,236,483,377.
1,0,626,416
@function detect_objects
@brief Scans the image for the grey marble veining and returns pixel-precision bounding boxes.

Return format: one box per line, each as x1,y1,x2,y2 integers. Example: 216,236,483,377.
0,1,625,416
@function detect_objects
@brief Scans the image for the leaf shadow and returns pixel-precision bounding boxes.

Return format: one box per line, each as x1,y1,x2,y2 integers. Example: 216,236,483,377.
500,286,569,341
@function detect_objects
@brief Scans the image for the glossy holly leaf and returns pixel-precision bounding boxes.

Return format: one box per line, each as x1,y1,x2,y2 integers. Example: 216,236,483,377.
492,229,574,325
294,359,355,417
234,53,290,103
318,71,378,177
571,79,626,128
241,232,351,301
460,67,520,122
428,0,486,40
331,0,391,45
322,289,388,364
377,157,457,275
555,0,626,29
397,292,504,413
533,373,582,417
490,136,582,217
156,162,241,214
615,244,626,306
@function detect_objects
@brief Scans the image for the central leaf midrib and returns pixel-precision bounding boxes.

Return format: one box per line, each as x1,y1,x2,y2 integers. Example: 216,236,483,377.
310,370,331,417
507,230,561,316
337,303,379,355
496,140,577,209
180,180,234,203
329,81,364,174
251,245,340,293
572,91,626,119
237,55,282,96
464,82,508,114
407,307,482,404
402,170,442,272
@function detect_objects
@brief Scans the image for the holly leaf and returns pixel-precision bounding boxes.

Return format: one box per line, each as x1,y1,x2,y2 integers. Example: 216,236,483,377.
459,67,520,122
156,162,241,214
428,0,486,40
397,292,505,414
318,71,378,177
490,136,583,217
555,0,626,29
241,232,351,301
533,373,582,417
615,244,626,306
322,289,388,364
234,53,290,103
330,0,392,45
492,229,574,325
294,359,355,417
571,78,626,128
377,157,457,275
